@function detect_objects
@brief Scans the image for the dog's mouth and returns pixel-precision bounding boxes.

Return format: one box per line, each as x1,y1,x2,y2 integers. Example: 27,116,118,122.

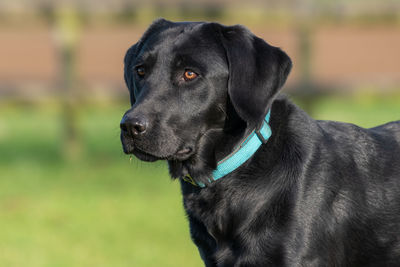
175,147,193,160
130,146,160,162
120,130,196,162
124,143,194,162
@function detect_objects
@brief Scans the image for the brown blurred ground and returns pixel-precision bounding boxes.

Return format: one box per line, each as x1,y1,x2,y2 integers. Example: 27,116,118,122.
1,24,400,97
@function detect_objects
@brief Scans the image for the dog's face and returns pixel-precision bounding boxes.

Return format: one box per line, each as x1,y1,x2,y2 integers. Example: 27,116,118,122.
120,19,292,163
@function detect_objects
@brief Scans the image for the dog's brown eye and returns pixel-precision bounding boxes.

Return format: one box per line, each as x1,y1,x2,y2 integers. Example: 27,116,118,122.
183,70,198,81
136,67,145,77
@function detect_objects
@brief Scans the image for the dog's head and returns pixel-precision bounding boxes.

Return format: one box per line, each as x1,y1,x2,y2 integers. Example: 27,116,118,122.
120,19,291,165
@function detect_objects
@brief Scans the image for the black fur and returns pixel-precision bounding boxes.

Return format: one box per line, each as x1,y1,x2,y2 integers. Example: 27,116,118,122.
120,19,400,266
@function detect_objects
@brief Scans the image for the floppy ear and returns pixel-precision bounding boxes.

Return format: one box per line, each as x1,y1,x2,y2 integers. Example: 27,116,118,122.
123,43,139,106
218,25,292,127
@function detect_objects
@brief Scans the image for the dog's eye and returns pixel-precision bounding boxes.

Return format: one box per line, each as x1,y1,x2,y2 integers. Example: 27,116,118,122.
136,67,145,77
183,70,198,81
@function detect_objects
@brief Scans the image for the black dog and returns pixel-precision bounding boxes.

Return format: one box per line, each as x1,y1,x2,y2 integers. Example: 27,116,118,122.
120,19,400,266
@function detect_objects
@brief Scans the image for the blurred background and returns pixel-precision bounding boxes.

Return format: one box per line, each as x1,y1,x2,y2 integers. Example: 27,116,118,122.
0,0,399,266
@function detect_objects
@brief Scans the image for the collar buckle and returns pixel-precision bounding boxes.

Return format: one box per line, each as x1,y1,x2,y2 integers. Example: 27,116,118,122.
182,174,199,187
255,126,269,144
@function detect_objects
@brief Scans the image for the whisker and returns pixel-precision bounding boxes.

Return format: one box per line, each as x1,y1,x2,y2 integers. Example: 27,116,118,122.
217,104,228,118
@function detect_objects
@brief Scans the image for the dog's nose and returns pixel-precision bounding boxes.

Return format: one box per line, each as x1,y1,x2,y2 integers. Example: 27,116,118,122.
120,115,148,136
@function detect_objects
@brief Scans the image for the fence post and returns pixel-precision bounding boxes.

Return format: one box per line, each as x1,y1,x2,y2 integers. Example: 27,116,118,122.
52,7,83,160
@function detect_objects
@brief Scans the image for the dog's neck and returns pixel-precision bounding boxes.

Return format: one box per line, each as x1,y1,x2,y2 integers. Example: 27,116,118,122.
167,109,271,187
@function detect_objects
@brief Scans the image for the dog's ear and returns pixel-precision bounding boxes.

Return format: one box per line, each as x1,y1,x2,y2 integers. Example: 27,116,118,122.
217,24,292,127
124,43,139,106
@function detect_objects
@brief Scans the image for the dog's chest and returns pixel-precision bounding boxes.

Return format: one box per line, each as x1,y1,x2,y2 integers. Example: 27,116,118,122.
182,187,290,266
183,188,229,239
183,184,261,250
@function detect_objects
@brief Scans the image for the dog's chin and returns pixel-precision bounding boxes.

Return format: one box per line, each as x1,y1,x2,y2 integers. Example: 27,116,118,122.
131,148,160,162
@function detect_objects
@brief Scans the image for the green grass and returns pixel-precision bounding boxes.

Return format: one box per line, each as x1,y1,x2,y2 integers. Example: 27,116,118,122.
0,94,399,267
310,93,400,128
0,102,202,267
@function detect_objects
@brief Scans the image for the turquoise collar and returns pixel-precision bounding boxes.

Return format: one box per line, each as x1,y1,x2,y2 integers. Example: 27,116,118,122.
182,110,272,187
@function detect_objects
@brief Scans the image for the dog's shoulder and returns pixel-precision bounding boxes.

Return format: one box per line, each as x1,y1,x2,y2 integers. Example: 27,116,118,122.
370,120,400,140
